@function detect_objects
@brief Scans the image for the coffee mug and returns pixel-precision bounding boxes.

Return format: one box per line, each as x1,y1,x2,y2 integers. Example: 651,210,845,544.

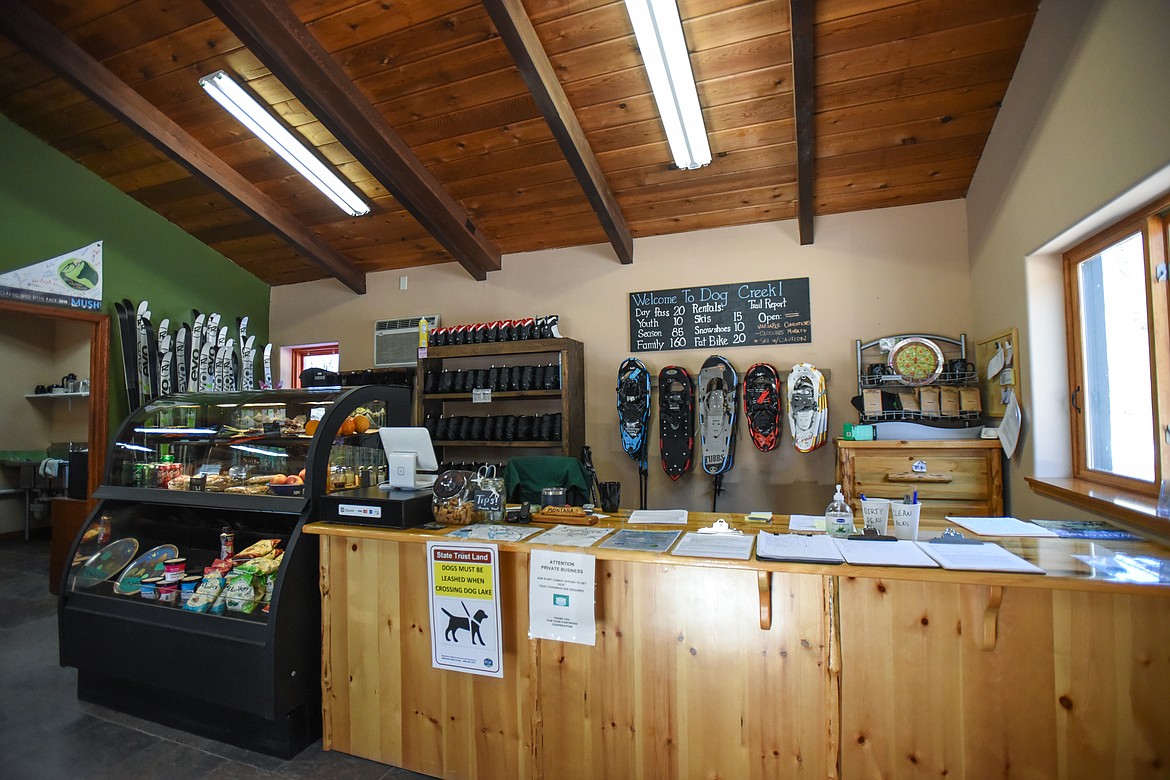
946,359,975,376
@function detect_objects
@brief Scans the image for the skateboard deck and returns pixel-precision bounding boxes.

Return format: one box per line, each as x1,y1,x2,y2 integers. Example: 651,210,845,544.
658,365,694,481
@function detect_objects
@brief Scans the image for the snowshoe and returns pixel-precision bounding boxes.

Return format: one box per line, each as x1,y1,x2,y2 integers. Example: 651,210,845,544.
698,355,738,475
788,362,828,453
658,365,694,481
743,362,782,452
617,357,651,464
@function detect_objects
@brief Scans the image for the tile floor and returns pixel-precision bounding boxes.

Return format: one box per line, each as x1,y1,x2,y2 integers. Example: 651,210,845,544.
0,536,434,780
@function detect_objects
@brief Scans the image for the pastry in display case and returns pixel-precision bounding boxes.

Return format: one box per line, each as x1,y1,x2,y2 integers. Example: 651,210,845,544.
58,384,410,758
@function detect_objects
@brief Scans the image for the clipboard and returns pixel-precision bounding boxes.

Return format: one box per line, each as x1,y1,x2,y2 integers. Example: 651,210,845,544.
923,528,982,545
846,527,896,542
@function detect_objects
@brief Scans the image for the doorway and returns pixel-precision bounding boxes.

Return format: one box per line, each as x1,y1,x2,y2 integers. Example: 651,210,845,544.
0,299,109,508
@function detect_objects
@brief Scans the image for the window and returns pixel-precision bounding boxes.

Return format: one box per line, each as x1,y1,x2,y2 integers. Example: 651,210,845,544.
1063,194,1170,494
291,343,339,388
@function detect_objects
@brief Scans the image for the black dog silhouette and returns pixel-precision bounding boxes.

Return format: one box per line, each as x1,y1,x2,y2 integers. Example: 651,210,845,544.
441,602,489,645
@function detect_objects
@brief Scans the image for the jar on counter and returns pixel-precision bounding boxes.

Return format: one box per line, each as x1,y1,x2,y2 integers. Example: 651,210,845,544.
431,470,476,525
473,474,505,523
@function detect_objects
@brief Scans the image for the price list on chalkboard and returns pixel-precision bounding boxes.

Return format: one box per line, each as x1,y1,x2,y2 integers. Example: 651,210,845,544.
628,278,811,353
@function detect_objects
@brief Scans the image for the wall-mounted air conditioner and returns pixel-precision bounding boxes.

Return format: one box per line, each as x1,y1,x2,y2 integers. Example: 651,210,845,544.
373,315,440,367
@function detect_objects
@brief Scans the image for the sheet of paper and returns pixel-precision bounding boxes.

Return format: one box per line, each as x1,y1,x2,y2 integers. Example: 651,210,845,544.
916,540,1045,574
670,532,755,560
445,523,544,542
598,529,682,552
946,516,1057,537
528,549,596,645
627,509,689,525
786,514,825,532
998,388,1022,458
756,531,844,563
530,524,614,548
832,538,939,568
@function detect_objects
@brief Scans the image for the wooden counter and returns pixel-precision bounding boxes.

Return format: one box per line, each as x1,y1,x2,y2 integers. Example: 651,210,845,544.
305,513,1170,779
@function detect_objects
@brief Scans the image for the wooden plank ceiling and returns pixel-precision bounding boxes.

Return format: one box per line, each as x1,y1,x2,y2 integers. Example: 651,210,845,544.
0,0,1037,290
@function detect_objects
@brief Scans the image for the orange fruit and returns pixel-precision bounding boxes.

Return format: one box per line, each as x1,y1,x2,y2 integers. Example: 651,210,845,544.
339,417,356,436
305,419,320,436
353,415,370,434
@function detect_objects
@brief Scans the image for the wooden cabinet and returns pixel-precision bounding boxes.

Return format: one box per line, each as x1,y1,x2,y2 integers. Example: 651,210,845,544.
414,338,584,464
836,439,1003,520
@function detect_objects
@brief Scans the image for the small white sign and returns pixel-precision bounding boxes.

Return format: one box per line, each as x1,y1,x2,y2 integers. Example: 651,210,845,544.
471,388,492,403
427,541,503,677
338,504,381,519
528,549,596,645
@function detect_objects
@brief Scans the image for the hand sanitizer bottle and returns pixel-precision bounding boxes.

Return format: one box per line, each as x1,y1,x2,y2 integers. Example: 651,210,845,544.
825,484,854,537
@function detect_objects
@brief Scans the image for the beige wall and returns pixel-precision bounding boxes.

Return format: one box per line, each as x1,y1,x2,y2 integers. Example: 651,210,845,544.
966,0,1170,522
0,313,89,453
272,200,972,515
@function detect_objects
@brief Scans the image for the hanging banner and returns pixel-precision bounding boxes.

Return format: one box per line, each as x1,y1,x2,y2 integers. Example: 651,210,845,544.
0,241,103,310
528,549,596,645
427,541,503,677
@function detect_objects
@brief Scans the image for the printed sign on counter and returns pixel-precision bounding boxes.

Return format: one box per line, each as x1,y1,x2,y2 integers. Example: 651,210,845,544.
426,541,503,677
628,277,811,353
528,549,596,645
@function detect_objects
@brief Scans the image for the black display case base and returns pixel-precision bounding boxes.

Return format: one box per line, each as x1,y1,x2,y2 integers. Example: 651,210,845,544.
77,671,319,760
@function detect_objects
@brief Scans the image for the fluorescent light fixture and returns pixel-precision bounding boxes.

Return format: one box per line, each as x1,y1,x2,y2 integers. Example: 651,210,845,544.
624,0,711,170
230,444,289,458
198,70,371,216
134,427,219,435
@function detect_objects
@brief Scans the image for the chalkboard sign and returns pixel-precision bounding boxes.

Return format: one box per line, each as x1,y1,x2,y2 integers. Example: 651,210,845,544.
629,278,811,353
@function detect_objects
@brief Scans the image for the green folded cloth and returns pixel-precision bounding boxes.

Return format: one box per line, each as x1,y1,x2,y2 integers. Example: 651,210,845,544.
504,456,591,506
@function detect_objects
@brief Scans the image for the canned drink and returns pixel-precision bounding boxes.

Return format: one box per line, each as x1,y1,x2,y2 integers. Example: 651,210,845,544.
220,529,235,561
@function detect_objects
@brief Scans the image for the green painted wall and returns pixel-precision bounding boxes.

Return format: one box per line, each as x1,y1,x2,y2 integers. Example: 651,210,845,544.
0,113,271,430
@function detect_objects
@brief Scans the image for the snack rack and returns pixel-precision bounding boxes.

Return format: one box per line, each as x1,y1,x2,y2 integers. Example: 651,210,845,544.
855,333,981,424
57,384,410,758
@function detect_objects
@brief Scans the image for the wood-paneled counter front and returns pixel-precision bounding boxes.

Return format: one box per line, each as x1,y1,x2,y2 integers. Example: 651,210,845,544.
304,514,1170,780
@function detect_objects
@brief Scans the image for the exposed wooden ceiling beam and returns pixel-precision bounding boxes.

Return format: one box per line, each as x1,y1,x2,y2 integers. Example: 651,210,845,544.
0,0,368,294
482,0,634,264
790,0,816,245
203,0,501,282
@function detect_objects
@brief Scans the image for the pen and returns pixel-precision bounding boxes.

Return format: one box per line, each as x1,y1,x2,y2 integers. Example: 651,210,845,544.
913,490,918,504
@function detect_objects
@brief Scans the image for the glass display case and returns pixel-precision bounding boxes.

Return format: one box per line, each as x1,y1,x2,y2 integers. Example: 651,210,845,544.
58,384,410,758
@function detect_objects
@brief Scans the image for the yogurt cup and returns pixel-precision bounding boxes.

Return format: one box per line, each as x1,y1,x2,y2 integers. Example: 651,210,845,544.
140,576,162,600
163,558,187,583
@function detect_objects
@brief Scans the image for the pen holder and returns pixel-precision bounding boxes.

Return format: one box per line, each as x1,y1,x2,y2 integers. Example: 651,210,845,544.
859,498,891,535
890,502,921,540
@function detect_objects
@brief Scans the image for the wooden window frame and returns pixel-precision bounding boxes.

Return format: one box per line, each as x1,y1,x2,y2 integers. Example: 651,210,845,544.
290,343,339,388
1062,193,1170,497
